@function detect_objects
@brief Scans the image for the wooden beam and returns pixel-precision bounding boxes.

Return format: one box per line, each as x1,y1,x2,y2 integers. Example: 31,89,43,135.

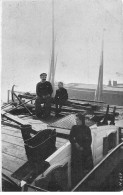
2,141,27,161
2,153,26,174
2,134,25,148
2,168,19,186
1,110,30,126
69,98,104,104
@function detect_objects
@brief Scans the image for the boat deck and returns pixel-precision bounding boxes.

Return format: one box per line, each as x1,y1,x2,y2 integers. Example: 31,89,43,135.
2,104,123,188
2,115,68,185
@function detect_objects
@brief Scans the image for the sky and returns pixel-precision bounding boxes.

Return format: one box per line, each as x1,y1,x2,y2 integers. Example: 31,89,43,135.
1,0,123,101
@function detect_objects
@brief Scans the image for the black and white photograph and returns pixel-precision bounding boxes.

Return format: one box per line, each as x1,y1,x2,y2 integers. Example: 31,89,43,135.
1,0,123,192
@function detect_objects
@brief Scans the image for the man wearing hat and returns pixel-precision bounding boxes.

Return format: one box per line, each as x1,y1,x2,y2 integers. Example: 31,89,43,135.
55,82,68,117
35,73,53,118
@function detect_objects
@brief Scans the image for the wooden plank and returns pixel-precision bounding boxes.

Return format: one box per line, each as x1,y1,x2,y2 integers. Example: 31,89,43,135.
45,142,71,189
69,98,104,104
31,123,48,132
21,117,36,121
2,141,27,161
23,118,44,124
2,130,65,154
18,116,48,132
2,134,24,147
52,105,86,113
2,125,20,131
2,128,22,138
1,122,21,130
2,153,26,174
2,127,67,146
56,137,68,144
46,142,71,165
2,167,19,185
56,141,63,149
55,127,70,135
1,110,30,126
2,167,13,175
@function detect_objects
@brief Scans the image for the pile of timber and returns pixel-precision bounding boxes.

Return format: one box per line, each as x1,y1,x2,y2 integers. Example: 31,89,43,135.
2,91,121,124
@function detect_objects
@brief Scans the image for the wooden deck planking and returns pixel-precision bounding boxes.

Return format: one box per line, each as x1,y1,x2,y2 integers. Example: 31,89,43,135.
2,167,19,185
2,128,22,138
2,134,25,148
1,110,29,126
56,141,63,148
2,153,26,174
31,124,48,131
55,127,70,135
1,124,21,131
2,114,69,181
56,138,67,149
56,137,68,144
2,125,68,146
2,141,27,161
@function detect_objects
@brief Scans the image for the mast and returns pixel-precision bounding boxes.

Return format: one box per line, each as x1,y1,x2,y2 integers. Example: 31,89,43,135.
94,30,104,102
48,0,56,96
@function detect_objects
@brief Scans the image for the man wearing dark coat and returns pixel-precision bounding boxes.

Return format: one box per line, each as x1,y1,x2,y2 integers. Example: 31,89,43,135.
55,82,68,116
35,73,53,118
69,113,93,186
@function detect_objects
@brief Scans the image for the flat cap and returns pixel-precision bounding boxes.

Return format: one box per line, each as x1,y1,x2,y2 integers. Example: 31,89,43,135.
40,73,47,76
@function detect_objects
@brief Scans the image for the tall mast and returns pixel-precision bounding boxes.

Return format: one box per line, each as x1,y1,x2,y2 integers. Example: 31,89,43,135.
94,29,104,102
48,0,56,96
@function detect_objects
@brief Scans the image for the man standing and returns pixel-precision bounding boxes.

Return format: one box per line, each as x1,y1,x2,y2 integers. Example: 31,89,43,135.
35,73,53,118
55,82,68,116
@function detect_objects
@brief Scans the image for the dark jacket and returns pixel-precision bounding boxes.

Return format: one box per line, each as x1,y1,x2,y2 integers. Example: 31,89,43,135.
69,125,93,170
36,81,53,97
55,88,68,102
69,125,92,151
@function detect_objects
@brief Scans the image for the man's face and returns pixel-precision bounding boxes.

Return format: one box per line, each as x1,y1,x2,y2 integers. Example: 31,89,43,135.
76,117,82,125
58,83,63,89
40,75,47,82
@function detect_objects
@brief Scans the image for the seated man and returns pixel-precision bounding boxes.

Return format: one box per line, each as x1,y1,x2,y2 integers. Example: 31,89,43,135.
55,82,68,116
35,73,53,118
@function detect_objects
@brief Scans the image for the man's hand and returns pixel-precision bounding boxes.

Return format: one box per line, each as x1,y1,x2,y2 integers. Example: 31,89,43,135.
75,143,83,151
75,143,80,150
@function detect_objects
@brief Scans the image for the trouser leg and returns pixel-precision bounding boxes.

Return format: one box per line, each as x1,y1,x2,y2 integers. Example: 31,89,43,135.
35,97,43,117
55,100,65,115
55,103,59,116
44,96,52,117
59,104,62,112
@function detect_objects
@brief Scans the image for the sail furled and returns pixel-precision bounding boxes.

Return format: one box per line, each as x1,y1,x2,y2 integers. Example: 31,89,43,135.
48,48,57,97
48,0,56,97
95,48,103,102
